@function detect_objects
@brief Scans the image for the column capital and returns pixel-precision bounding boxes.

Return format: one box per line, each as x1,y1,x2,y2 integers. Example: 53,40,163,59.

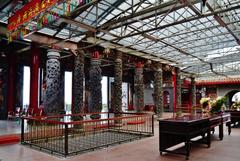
154,62,162,72
116,50,122,56
47,49,60,59
115,51,122,64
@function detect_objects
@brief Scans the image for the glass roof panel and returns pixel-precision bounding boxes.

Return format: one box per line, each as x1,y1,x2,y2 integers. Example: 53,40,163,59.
2,0,240,78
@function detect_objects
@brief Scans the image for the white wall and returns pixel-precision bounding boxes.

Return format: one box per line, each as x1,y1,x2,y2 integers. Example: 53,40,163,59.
133,88,154,107
144,88,154,105
217,84,240,97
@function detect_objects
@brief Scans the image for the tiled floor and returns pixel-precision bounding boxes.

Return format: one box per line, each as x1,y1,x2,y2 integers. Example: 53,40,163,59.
1,113,240,161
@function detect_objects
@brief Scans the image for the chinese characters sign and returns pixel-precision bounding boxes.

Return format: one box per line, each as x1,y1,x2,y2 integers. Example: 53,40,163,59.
8,0,60,31
7,0,92,42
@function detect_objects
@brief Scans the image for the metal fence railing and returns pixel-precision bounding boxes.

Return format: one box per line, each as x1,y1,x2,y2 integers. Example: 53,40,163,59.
21,112,154,156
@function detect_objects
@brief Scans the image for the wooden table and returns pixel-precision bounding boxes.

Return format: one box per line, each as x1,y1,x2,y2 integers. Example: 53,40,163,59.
225,110,240,126
159,113,231,160
159,115,211,160
210,113,231,140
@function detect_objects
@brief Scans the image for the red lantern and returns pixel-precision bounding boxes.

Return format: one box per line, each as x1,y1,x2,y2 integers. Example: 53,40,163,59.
92,51,100,59
136,62,143,68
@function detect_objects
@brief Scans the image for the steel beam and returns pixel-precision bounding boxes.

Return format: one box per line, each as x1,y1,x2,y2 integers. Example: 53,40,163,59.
206,3,240,45
61,16,97,32
111,5,240,41
26,33,78,50
52,0,99,37
99,0,191,30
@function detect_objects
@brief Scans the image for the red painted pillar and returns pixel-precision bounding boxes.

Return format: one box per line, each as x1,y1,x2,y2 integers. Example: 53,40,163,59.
172,69,177,113
7,53,16,113
29,43,40,114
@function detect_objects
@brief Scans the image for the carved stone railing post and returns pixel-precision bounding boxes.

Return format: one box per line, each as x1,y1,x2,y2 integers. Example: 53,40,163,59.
72,50,85,120
45,49,62,115
134,62,144,112
153,63,163,118
89,51,102,119
114,51,122,115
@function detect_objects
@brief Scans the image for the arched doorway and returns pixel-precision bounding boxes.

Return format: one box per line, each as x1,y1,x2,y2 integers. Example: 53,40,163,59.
224,90,240,109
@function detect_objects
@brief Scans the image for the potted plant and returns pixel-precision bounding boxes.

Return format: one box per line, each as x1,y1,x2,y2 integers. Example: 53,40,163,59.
209,97,227,114
200,97,210,114
231,101,240,111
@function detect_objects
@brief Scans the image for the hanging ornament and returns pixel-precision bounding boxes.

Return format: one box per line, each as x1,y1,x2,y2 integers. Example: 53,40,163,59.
92,50,100,59
67,2,71,16
33,25,36,31
127,57,130,63
75,1,78,8
63,2,66,15
79,0,83,5
48,14,52,23
71,2,74,11
8,35,12,43
103,48,110,54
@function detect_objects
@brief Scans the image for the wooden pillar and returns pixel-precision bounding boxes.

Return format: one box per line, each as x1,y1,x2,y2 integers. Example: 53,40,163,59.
29,43,40,114
7,53,16,113
172,69,177,113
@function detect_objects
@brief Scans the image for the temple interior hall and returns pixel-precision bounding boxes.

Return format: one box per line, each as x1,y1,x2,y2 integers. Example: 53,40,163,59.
1,0,240,161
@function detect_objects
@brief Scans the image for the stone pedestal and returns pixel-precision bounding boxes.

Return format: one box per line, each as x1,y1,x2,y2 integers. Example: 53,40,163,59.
45,49,62,115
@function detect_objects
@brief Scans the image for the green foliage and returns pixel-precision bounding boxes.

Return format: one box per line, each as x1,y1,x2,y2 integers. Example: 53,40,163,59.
231,102,240,110
210,97,226,114
176,109,182,117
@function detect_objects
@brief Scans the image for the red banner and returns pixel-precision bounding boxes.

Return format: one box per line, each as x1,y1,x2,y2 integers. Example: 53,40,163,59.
8,0,60,31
